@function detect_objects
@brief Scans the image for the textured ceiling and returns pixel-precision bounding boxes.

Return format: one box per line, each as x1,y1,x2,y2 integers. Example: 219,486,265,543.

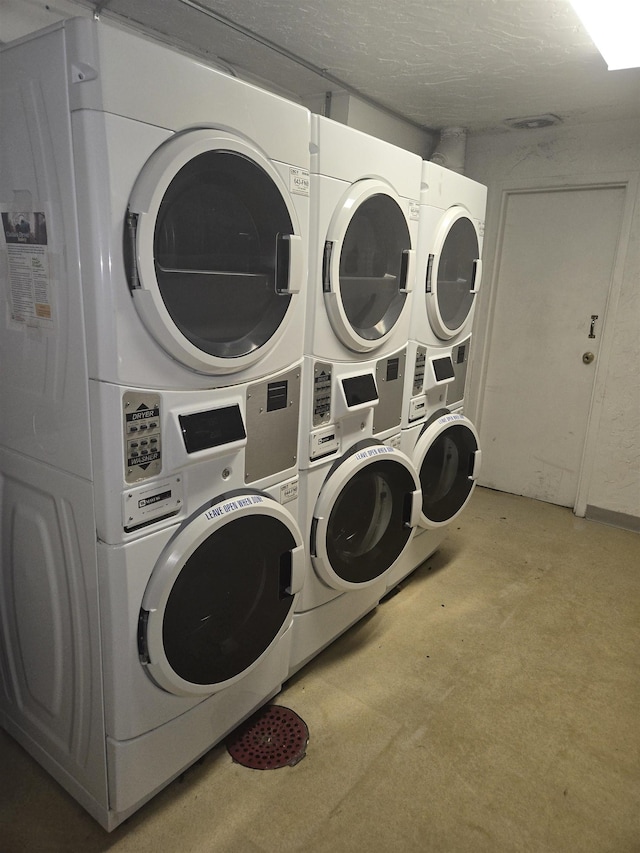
23,0,640,131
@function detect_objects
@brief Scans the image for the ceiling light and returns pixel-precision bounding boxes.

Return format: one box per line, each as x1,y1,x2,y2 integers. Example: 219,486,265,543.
504,114,562,130
569,0,640,70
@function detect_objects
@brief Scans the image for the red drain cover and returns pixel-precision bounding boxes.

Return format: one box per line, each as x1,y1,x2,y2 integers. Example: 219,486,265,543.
226,705,309,770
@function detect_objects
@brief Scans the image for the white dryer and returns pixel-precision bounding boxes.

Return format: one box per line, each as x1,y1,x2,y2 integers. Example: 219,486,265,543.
306,115,421,362
290,347,422,675
410,161,487,350
0,363,305,830
0,16,309,484
387,404,481,592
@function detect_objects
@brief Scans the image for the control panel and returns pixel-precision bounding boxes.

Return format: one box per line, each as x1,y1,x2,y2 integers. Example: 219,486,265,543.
123,391,162,484
373,349,406,435
447,338,471,408
313,362,332,427
412,346,426,395
431,354,455,384
179,404,245,454
245,365,301,483
342,373,378,408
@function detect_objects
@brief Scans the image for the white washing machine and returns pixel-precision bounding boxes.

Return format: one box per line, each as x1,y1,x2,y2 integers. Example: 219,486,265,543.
289,347,422,675
387,363,482,592
0,363,305,830
0,17,310,831
306,114,421,362
407,408,481,531
394,159,484,581
0,16,310,484
411,161,487,350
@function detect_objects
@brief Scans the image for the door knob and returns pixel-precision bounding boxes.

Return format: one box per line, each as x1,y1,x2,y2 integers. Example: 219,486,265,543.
582,351,595,364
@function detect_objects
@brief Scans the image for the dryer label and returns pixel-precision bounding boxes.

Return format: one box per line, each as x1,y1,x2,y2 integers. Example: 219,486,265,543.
438,413,464,425
289,167,310,197
138,490,171,508
409,201,420,221
123,475,183,531
385,433,402,450
280,478,298,505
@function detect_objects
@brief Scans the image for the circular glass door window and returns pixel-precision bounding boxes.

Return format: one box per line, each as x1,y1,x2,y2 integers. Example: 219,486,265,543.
431,215,479,336
160,513,296,686
336,193,411,341
150,150,294,359
325,459,414,584
419,423,479,525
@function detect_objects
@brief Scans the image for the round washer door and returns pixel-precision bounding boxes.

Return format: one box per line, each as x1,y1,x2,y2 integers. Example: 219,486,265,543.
312,442,421,589
323,179,414,352
139,492,305,697
127,129,304,374
414,412,482,528
426,208,482,340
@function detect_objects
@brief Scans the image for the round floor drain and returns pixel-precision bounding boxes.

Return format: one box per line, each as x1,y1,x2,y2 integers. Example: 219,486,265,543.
226,705,309,770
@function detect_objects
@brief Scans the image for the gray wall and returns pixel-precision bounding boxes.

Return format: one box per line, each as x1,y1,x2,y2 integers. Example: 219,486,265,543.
466,118,640,527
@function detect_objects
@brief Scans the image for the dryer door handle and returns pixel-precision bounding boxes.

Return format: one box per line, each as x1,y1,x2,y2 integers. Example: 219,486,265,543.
286,544,306,595
470,259,482,294
398,248,415,294
405,489,422,529
469,449,482,480
425,253,435,293
275,234,303,294
322,240,334,293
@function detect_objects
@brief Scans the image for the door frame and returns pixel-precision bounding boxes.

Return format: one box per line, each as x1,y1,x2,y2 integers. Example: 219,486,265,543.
468,171,638,516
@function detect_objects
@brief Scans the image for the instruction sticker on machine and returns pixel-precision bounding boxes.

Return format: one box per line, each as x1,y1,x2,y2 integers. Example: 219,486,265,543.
354,445,395,461
289,167,310,196
1,208,54,328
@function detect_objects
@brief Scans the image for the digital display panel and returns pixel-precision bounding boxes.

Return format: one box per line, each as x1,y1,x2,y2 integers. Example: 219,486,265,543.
433,357,455,383
179,405,246,454
342,374,378,407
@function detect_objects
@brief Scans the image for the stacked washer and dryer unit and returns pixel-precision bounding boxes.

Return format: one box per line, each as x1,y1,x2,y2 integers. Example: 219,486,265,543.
0,17,488,832
0,18,310,830
289,116,425,675
391,160,487,590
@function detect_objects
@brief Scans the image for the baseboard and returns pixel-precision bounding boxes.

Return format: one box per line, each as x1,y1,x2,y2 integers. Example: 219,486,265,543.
585,505,640,533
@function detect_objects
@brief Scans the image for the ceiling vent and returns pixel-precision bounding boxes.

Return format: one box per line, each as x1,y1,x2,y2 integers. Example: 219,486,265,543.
504,114,562,130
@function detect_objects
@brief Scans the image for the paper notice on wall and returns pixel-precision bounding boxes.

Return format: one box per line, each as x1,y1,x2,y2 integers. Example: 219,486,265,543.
1,209,54,328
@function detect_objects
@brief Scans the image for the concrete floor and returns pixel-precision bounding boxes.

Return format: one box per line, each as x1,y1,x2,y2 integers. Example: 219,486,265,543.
1,487,639,852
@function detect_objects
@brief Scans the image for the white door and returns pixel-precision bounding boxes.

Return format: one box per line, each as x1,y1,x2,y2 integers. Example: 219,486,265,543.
479,184,626,507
